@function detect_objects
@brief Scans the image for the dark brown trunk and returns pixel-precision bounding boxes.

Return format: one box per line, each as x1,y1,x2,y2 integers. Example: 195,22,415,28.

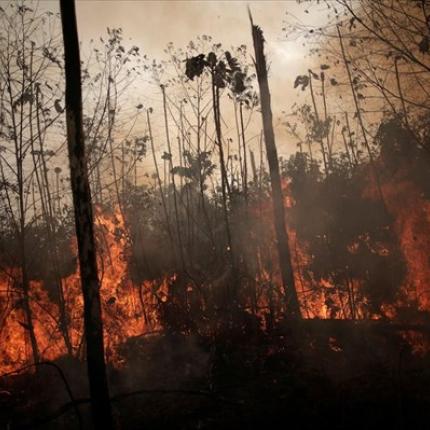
239,101,248,202
250,149,258,185
59,1,114,428
250,18,301,318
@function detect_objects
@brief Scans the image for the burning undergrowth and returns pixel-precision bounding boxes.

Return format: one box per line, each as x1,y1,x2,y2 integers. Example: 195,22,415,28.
1,112,430,428
1,129,430,375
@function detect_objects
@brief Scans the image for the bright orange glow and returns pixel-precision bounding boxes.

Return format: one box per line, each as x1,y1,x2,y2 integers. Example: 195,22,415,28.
0,208,171,373
1,164,430,374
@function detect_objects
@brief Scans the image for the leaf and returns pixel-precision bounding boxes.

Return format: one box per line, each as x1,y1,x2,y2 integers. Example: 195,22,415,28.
231,71,246,94
185,54,206,80
214,60,227,88
54,99,64,113
309,69,319,80
294,75,309,91
206,52,217,68
171,166,192,178
225,51,241,72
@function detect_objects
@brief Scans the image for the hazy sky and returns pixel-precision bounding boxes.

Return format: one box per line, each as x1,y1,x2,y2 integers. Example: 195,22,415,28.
7,0,326,165
73,1,314,118
71,1,319,157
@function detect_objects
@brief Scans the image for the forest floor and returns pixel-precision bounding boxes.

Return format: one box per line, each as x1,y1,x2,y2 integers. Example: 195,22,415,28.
2,319,430,429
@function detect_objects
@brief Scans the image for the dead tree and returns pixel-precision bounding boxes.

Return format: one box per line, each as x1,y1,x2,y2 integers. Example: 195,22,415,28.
250,14,301,318
59,0,114,428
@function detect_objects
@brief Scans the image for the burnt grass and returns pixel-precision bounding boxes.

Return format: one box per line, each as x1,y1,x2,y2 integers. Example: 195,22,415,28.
1,319,430,430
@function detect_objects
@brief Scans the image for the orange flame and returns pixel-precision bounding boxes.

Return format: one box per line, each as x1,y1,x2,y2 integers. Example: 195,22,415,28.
0,208,171,373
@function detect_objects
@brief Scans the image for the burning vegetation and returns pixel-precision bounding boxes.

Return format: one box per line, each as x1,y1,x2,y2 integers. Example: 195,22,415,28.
1,0,430,429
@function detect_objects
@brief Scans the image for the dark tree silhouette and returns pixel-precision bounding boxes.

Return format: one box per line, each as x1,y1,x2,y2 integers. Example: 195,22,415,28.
250,13,301,318
59,0,114,428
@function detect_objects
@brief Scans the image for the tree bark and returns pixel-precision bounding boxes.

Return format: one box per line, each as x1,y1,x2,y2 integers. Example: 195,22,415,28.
250,17,301,318
59,1,114,428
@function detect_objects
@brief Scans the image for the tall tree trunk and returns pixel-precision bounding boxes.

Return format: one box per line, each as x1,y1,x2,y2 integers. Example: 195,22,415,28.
59,1,114,428
161,85,186,270
234,101,244,192
147,109,175,250
239,101,248,203
344,112,358,164
211,73,236,304
211,76,233,258
308,72,329,175
250,17,301,318
250,149,258,185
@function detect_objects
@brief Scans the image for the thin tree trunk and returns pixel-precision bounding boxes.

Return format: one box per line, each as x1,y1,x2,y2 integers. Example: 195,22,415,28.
161,85,186,270
5,42,40,365
106,68,122,214
234,101,244,191
321,72,333,168
344,112,358,164
239,101,248,203
59,1,113,428
211,74,234,267
147,109,175,250
341,127,354,169
250,149,258,185
308,72,329,175
179,104,193,256
250,17,301,318
337,25,387,209
196,115,216,250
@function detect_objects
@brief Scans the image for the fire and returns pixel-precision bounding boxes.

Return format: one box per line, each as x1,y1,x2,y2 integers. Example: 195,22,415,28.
363,164,430,314
261,171,430,323
0,208,171,374
1,158,430,374
0,272,66,373
381,181,430,311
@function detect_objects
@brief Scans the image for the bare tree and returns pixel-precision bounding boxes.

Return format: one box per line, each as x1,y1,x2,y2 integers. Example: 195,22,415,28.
59,0,113,428
0,1,68,365
250,13,301,318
